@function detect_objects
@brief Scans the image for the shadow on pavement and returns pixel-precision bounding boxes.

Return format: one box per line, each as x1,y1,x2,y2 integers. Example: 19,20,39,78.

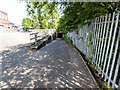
1,40,97,88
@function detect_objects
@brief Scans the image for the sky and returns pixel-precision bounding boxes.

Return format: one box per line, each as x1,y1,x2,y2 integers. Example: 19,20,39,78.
0,0,28,25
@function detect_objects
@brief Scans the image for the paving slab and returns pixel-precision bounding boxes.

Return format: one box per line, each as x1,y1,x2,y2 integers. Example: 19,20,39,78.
1,40,98,88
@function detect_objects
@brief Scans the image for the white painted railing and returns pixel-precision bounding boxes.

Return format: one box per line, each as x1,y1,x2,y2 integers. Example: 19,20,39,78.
29,29,56,48
68,11,120,88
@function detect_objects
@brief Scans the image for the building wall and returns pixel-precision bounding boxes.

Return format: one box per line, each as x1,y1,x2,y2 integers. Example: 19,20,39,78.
8,23,18,32
0,10,9,32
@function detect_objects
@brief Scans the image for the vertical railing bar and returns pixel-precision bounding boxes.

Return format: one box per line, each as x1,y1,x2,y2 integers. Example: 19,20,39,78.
79,30,81,51
104,12,119,81
94,17,100,65
90,23,93,59
108,28,119,86
79,29,81,50
87,25,89,57
74,31,76,47
86,25,91,57
87,26,89,56
91,19,95,62
102,12,115,78
96,16,102,66
84,26,86,54
93,17,97,64
80,29,82,52
101,14,111,78
82,28,83,52
79,30,80,50
96,16,103,66
35,33,38,46
71,32,73,42
91,20,94,63
94,17,98,65
76,33,78,48
85,26,87,54
112,53,120,88
77,31,79,49
87,25,91,56
84,26,85,53
95,16,102,66
75,31,77,48
98,14,108,72
96,16,104,69
87,26,89,57
74,31,76,46
85,27,87,56
72,32,74,44
83,27,85,53
82,27,84,52
80,28,82,51
73,32,74,45
74,31,75,45
80,28,82,50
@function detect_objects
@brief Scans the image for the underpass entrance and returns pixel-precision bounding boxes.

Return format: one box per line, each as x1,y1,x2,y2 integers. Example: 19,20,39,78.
57,32,63,38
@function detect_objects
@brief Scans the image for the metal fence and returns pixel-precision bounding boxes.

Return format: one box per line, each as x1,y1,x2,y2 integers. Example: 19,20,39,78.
68,11,120,88
29,29,56,49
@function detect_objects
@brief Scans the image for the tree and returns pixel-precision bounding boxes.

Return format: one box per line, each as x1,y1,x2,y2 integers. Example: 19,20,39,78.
22,18,34,30
26,1,59,29
20,1,119,32
57,2,120,34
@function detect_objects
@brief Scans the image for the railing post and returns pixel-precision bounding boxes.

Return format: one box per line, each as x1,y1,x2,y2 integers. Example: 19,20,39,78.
35,33,38,46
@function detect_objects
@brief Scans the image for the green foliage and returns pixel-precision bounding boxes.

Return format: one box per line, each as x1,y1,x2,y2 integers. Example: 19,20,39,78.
87,31,94,61
64,34,72,45
87,31,93,48
22,18,34,30
26,1,59,29
57,2,119,34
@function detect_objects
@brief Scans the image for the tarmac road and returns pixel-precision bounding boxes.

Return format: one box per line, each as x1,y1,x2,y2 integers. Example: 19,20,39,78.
0,32,31,51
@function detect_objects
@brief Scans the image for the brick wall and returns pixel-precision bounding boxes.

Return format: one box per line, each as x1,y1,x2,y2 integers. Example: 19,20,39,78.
0,10,9,32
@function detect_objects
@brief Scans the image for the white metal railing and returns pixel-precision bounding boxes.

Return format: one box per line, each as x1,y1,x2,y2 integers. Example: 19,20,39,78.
68,11,120,88
29,29,56,48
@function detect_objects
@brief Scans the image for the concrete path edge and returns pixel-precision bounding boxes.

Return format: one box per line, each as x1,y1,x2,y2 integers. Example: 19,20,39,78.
68,42,100,88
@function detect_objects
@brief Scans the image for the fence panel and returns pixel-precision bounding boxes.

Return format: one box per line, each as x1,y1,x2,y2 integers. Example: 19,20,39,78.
68,11,120,88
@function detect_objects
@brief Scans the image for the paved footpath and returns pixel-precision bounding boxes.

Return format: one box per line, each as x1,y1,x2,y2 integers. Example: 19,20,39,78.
1,40,98,88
